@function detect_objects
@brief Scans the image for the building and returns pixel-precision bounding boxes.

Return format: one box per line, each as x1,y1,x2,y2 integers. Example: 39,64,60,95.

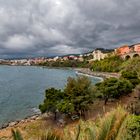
115,43,140,59
92,48,112,61
115,45,130,55
62,56,69,61
53,56,59,61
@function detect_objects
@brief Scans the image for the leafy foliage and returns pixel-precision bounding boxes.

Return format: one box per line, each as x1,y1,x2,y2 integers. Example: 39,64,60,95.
91,55,140,78
39,76,95,118
126,115,140,140
91,56,123,72
121,70,140,87
39,60,89,68
120,57,140,76
39,88,64,119
96,77,133,104
62,76,94,116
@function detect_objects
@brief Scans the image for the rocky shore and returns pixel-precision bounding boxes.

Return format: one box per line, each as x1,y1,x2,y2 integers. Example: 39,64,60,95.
0,114,41,130
75,68,121,79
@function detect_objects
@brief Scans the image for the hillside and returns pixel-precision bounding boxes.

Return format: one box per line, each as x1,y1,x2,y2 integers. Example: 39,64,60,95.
91,56,140,74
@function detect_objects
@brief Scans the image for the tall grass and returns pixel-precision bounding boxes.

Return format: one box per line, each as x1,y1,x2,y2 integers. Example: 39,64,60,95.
13,107,139,140
12,129,24,140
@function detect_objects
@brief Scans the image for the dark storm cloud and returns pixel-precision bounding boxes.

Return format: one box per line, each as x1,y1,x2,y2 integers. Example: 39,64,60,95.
0,0,140,58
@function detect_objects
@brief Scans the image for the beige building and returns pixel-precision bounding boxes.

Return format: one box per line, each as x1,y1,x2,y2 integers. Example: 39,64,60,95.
92,50,108,61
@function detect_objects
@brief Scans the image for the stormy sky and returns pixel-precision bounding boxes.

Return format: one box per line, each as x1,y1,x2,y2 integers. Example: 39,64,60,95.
0,0,140,58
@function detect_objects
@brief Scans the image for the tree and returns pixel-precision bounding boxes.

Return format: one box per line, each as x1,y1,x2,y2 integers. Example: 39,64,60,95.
39,76,95,120
57,100,75,116
39,88,63,120
121,70,140,87
96,78,133,105
63,76,94,117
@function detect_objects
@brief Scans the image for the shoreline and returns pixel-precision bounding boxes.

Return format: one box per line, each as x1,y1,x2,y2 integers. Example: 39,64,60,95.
75,71,104,81
0,65,120,79
0,113,41,130
74,68,121,79
0,67,120,133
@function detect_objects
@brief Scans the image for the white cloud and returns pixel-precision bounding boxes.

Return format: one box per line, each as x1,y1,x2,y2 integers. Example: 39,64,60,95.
4,35,33,50
51,45,81,55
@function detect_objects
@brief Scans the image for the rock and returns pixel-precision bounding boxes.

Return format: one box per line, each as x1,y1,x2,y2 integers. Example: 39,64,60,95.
9,121,17,127
30,115,37,120
1,123,9,129
20,119,25,123
36,117,40,120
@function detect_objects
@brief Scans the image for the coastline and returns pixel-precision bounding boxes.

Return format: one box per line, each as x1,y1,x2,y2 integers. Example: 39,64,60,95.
0,114,42,139
74,68,121,79
0,67,121,138
0,65,120,79
75,71,104,81
0,114,41,130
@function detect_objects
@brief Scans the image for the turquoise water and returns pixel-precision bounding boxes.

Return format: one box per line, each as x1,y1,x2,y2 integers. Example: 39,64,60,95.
0,66,101,127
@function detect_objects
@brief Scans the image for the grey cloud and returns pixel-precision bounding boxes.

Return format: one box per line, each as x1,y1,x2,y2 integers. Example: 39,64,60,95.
0,0,140,58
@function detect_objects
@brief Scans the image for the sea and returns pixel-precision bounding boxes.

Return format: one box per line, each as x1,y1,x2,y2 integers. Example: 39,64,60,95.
0,65,101,127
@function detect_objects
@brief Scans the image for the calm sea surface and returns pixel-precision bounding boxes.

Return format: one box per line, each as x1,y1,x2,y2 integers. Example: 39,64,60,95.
0,66,101,127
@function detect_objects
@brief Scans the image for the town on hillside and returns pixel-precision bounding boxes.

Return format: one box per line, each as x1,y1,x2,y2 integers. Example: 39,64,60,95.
0,43,140,66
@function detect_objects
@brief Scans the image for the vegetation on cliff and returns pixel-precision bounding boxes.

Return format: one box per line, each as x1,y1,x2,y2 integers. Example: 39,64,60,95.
10,72,140,140
91,56,140,74
13,107,140,140
39,76,95,119
91,56,123,72
11,56,140,140
39,70,140,119
96,77,133,104
39,59,89,68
